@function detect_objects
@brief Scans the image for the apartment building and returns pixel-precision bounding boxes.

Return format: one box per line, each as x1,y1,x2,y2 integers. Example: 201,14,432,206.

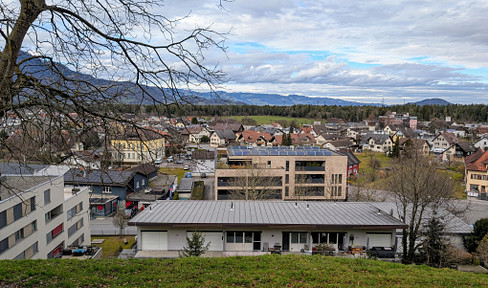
0,174,90,259
110,128,166,166
215,146,347,201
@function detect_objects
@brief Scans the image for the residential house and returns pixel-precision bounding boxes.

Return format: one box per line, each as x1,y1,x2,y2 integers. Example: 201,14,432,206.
361,134,393,153
465,148,488,197
215,146,347,201
338,149,360,177
398,138,431,156
64,168,149,217
474,136,488,151
110,128,166,166
210,130,237,147
181,125,211,144
431,132,475,162
129,201,407,258
210,122,244,134
236,130,274,147
322,139,356,152
0,174,90,259
192,150,216,177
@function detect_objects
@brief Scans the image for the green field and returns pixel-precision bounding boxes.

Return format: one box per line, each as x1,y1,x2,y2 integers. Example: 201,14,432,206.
0,255,486,287
223,115,318,126
91,236,136,259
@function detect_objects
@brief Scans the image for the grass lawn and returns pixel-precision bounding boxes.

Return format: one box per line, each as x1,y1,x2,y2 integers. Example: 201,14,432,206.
91,235,136,259
223,115,318,126
1,255,487,287
158,167,187,184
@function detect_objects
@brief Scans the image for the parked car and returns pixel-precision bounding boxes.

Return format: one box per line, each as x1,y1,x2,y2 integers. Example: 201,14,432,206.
154,158,162,165
185,172,192,178
175,160,183,164
183,165,190,170
167,156,174,163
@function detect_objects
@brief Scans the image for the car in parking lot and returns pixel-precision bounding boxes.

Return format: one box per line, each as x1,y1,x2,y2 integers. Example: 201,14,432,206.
175,160,183,164
154,158,162,165
183,165,190,170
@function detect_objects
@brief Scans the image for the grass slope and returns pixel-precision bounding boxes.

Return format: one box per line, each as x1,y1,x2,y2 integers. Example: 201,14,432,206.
1,255,486,287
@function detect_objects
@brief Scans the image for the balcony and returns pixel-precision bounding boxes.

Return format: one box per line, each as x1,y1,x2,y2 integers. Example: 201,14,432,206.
295,166,325,172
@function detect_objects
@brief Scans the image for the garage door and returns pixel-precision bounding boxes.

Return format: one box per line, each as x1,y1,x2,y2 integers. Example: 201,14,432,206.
141,231,168,250
367,233,392,247
187,232,223,251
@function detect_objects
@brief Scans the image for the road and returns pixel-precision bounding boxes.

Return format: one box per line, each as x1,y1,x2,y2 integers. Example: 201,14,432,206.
90,217,137,236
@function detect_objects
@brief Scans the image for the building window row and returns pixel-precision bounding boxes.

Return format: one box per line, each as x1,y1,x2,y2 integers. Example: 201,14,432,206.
46,223,63,244
0,220,37,255
45,204,63,223
331,186,343,197
331,174,343,185
471,174,487,180
68,218,84,238
0,197,36,230
67,202,83,221
14,242,38,260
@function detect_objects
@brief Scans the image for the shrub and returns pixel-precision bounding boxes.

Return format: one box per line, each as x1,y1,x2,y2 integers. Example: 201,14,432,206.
446,245,473,265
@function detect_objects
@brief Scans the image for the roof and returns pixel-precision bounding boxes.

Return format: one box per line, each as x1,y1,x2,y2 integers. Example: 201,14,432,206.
338,149,361,166
433,131,459,145
129,201,408,229
228,146,340,157
192,150,215,160
214,130,236,140
238,130,273,143
0,175,58,202
362,134,391,145
0,162,48,175
64,168,136,187
370,202,472,234
211,122,243,132
465,148,488,172
178,178,194,192
129,164,158,177
457,142,476,153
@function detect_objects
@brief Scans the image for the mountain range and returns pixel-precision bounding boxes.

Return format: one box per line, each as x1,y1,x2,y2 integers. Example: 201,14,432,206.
18,51,452,107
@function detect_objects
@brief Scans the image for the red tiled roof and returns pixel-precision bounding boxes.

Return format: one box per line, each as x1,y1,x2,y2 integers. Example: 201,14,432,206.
465,148,488,172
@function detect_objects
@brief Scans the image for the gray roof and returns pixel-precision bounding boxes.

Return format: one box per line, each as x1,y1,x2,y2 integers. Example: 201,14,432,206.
0,162,48,175
228,146,341,157
0,175,59,202
370,202,472,234
129,201,407,229
64,168,136,187
178,178,194,192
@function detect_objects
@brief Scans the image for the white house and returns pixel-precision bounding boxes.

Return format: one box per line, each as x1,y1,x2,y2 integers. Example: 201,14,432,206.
129,201,407,258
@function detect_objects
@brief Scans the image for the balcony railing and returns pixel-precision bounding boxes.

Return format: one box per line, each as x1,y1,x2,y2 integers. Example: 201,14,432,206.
295,166,325,172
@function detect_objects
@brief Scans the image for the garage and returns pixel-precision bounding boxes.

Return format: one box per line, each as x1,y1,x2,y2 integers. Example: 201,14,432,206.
141,231,168,250
187,231,223,251
367,233,392,248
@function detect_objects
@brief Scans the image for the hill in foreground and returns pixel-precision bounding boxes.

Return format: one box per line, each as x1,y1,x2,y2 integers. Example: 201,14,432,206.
0,255,486,287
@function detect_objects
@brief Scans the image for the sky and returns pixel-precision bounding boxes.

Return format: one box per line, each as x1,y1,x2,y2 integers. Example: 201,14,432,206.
161,0,488,105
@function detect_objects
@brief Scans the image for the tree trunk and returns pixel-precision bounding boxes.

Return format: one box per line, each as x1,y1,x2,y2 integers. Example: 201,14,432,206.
0,0,45,108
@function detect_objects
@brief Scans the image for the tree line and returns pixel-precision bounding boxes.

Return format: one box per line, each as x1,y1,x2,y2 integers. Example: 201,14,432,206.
121,103,488,123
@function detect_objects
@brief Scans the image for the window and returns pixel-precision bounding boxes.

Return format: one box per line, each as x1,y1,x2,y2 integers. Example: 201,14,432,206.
267,161,271,169
13,203,22,221
14,229,24,243
67,207,76,221
103,186,112,194
30,197,36,212
44,189,51,205
289,232,310,244
142,179,145,186
286,161,289,171
31,221,37,232
0,238,8,254
45,205,63,223
136,182,140,189
285,174,289,184
0,210,6,229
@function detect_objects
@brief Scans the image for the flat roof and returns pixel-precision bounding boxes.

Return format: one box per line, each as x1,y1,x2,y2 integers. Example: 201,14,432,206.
129,201,408,229
0,176,57,202
228,146,341,157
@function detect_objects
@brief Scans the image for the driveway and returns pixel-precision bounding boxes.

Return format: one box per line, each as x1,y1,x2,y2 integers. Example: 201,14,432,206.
90,217,137,236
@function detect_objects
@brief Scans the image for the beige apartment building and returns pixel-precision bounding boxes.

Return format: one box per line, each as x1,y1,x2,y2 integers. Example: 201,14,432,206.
0,174,90,259
465,148,488,196
215,146,348,201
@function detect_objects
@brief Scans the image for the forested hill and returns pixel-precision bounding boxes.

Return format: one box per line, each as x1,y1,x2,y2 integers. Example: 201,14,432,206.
143,103,488,123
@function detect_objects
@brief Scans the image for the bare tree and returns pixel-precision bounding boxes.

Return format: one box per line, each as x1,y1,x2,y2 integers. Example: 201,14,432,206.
386,144,455,264
112,209,127,236
0,0,226,166
228,165,282,200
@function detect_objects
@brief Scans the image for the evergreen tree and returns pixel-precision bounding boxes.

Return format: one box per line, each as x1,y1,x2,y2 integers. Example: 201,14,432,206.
391,137,400,158
191,117,198,124
422,215,447,268
181,232,210,257
464,218,488,253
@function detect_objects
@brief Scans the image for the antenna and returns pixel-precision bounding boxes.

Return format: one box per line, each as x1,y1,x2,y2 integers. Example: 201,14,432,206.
294,202,298,208
306,204,309,210
230,202,234,212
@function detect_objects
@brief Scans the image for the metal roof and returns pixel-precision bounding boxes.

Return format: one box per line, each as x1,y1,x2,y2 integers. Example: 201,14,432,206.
129,201,407,229
64,168,136,187
228,146,339,157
